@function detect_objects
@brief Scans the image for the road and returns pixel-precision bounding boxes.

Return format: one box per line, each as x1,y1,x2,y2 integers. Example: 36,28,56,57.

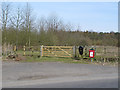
2,61,118,88
19,78,118,88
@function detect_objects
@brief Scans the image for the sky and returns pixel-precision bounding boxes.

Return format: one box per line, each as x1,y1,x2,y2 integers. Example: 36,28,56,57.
11,2,118,32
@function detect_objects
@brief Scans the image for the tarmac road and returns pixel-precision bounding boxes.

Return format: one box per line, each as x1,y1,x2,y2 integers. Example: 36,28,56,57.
2,61,118,88
19,78,118,88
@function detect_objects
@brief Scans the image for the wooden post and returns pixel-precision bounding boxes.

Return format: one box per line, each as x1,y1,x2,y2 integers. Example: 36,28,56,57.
40,45,43,57
94,48,96,55
104,48,106,63
23,46,26,56
104,58,106,63
73,46,76,58
85,47,87,57
31,46,33,56
104,48,106,54
5,46,6,56
14,45,16,54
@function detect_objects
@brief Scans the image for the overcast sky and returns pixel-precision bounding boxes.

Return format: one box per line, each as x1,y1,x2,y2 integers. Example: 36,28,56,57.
11,2,118,32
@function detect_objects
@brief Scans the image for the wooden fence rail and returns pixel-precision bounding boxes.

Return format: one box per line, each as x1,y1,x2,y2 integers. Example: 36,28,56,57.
16,45,119,59
41,46,73,57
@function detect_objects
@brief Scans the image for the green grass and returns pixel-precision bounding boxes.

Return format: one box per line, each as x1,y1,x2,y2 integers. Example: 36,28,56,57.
16,50,88,64
16,50,40,56
21,56,89,64
15,50,118,64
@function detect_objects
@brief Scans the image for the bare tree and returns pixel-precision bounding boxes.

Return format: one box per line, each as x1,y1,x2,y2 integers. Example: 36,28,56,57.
47,14,62,31
37,16,47,44
1,3,11,44
0,3,2,46
38,16,47,32
23,3,33,47
10,7,24,47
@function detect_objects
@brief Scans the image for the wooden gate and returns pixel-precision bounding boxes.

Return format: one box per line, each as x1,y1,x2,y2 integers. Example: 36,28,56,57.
41,46,73,57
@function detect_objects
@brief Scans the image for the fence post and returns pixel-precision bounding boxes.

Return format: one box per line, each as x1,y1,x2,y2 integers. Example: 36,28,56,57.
31,46,33,56
85,47,87,57
40,45,43,57
13,45,16,54
104,47,106,54
73,46,76,58
23,45,26,56
104,47,106,63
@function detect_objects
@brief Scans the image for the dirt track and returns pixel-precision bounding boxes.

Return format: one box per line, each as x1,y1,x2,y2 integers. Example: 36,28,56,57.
2,61,118,88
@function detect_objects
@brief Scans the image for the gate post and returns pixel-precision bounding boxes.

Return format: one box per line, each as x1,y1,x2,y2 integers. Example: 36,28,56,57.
23,45,26,56
40,45,43,57
73,46,76,58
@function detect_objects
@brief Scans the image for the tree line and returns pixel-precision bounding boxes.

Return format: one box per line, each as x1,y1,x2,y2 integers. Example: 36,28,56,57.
1,3,119,47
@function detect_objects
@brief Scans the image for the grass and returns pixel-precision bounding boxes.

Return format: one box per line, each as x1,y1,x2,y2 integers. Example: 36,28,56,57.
16,50,89,64
4,50,118,65
19,55,118,66
21,56,89,64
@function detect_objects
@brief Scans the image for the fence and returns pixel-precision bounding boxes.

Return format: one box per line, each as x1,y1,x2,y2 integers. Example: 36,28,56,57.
74,46,118,57
20,45,73,57
15,45,119,60
22,46,40,56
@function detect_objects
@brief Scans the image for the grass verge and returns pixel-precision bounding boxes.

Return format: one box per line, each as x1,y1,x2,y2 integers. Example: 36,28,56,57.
21,56,89,64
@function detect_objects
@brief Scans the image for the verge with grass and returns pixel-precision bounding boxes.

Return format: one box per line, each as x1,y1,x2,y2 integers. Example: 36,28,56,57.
21,56,89,64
